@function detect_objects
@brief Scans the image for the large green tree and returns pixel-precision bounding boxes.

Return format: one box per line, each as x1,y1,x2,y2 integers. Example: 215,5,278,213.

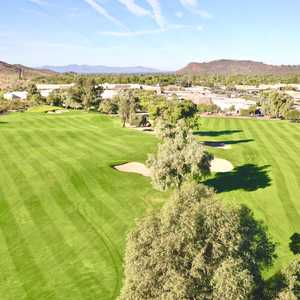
261,91,293,118
27,83,44,104
119,182,275,300
147,120,213,190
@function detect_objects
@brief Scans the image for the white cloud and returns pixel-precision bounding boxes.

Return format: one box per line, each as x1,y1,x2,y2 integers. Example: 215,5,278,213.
146,0,166,29
84,0,127,29
179,0,212,19
117,0,150,17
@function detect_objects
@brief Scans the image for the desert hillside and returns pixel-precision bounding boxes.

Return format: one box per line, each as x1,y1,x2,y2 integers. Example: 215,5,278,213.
177,59,300,75
0,61,56,88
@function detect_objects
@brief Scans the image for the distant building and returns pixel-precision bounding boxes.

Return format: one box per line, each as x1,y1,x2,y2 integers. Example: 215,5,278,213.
3,91,28,101
211,96,256,113
102,90,119,100
36,83,74,98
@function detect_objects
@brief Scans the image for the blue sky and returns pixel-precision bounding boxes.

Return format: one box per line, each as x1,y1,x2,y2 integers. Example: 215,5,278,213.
0,0,300,70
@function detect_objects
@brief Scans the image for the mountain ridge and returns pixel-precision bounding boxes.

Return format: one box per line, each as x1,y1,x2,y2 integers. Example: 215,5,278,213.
177,59,300,75
40,64,162,74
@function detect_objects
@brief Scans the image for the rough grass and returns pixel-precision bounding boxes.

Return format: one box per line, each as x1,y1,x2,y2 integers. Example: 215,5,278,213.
0,113,299,299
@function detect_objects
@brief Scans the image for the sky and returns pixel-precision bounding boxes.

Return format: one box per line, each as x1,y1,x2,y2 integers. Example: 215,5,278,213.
0,0,300,70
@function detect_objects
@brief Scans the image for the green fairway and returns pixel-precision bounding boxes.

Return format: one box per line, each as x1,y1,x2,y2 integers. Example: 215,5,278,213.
198,117,300,277
0,113,299,299
0,112,166,300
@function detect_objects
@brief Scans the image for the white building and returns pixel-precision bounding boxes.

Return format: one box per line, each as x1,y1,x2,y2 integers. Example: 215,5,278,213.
102,90,119,100
36,83,74,98
211,96,256,113
4,91,28,101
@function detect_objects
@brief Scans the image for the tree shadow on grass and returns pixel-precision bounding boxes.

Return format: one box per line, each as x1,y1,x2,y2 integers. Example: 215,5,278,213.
203,139,254,147
194,129,243,137
203,164,271,193
0,121,8,125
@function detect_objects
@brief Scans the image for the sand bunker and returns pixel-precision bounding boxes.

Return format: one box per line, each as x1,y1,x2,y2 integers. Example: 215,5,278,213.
114,162,150,177
210,158,234,173
203,142,231,150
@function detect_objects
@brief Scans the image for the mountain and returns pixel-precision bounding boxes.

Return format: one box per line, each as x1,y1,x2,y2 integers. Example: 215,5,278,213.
41,64,162,74
0,61,56,88
177,59,300,75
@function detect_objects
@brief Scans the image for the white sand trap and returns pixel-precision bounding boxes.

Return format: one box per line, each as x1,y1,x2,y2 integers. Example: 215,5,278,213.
114,162,150,177
210,158,234,173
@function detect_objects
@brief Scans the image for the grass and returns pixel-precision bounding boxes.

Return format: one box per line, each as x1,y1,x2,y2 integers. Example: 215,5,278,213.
0,112,299,299
27,105,65,113
198,117,300,277
0,112,166,300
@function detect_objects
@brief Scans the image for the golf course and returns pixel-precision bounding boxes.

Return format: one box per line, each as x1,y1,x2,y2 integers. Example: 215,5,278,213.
0,111,299,299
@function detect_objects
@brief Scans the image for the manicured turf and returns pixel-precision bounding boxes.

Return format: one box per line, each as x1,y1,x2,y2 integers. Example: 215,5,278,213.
0,112,166,300
0,113,299,299
198,117,300,277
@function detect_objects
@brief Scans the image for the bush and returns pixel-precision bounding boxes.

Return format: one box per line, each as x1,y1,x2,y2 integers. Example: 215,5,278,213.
286,110,300,122
99,99,118,114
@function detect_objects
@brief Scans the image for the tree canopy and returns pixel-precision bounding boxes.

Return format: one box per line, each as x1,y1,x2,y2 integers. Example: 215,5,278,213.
119,182,275,300
147,120,213,190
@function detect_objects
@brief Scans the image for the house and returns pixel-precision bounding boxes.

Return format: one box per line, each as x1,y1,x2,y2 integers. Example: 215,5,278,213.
3,91,28,101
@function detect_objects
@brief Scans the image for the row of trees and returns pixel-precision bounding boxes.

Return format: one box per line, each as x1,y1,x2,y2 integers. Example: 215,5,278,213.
32,73,300,87
26,79,104,111
119,119,300,299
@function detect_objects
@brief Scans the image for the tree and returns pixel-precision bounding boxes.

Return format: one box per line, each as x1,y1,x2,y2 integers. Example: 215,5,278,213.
275,256,300,299
261,91,293,118
47,90,64,106
98,99,118,114
119,182,275,300
289,233,300,254
27,83,44,104
67,78,103,111
147,120,213,191
82,78,103,111
117,91,140,127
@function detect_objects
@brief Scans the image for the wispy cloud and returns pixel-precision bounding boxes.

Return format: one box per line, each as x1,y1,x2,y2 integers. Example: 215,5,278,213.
84,0,127,29
99,24,202,37
146,0,166,29
117,0,150,17
179,0,212,19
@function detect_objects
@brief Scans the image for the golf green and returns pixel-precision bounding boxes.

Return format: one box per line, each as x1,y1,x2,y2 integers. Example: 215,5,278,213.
0,112,299,299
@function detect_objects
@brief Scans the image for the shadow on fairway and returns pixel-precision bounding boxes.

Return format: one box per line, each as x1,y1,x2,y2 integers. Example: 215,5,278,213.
203,139,254,147
203,164,271,193
194,129,243,137
0,121,8,125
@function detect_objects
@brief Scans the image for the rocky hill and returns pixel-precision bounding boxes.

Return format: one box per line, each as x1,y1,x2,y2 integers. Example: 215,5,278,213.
0,61,56,88
177,59,300,75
